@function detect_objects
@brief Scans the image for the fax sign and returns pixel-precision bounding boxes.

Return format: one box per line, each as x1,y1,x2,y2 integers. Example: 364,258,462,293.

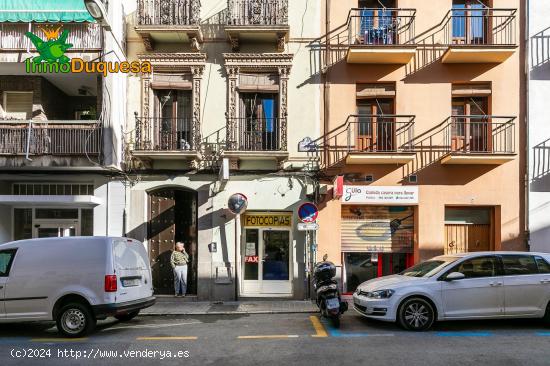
298,202,318,223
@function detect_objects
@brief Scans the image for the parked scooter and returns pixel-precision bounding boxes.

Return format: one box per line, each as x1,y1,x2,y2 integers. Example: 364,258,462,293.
313,256,348,328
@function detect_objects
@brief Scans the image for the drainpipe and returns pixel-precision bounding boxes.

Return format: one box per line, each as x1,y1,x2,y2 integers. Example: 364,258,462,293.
323,0,331,168
524,0,530,250
25,120,33,161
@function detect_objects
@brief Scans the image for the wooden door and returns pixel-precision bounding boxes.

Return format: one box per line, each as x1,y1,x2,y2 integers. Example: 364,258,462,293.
445,224,491,254
149,189,176,294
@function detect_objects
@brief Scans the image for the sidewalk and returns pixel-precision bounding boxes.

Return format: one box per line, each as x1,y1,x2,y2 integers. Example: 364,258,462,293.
141,297,318,315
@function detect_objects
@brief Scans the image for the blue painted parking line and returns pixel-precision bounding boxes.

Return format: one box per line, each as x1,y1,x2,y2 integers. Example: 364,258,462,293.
536,332,550,336
436,331,493,337
0,337,30,344
319,318,394,338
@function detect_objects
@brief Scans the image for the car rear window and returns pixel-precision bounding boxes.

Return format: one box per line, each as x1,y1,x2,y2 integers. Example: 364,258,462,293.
502,255,539,276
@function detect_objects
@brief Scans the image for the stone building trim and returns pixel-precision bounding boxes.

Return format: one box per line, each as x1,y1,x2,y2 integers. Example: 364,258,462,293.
223,53,293,151
136,53,206,151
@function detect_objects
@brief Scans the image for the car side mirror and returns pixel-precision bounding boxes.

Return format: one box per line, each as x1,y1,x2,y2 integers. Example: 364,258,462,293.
445,272,466,281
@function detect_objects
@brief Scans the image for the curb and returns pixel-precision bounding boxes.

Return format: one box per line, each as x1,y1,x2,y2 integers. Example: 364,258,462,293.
140,310,319,316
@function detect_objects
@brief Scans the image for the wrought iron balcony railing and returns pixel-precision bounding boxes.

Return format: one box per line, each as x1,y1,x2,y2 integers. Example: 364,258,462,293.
227,0,288,26
137,0,201,26
315,115,415,168
347,8,416,46
444,116,515,154
134,117,196,151
0,22,102,50
0,120,101,155
443,8,516,46
226,117,286,152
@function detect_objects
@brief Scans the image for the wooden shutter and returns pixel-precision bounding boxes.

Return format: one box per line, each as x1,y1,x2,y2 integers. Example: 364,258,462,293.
4,92,33,119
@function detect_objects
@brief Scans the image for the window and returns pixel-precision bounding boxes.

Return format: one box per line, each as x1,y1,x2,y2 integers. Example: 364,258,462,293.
13,183,94,195
0,249,17,277
452,1,489,45
81,209,94,236
535,256,550,274
356,98,395,152
402,259,454,278
13,208,32,241
449,256,500,278
501,255,539,276
451,96,490,153
239,93,279,151
35,209,78,220
154,89,193,150
3,91,33,119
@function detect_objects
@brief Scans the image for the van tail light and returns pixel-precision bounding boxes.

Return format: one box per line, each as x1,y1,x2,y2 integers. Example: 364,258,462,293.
104,275,117,292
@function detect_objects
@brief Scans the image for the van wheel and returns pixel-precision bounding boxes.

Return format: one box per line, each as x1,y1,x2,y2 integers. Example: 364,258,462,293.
56,303,96,338
397,297,435,331
115,310,140,322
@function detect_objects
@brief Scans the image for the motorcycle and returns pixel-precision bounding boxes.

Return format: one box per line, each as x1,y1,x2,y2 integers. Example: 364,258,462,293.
313,257,348,328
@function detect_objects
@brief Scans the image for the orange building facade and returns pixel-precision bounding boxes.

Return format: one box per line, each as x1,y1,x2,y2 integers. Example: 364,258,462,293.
315,0,526,295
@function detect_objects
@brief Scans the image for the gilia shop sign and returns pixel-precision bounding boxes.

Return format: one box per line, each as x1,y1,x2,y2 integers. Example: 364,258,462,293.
243,213,292,227
342,186,419,204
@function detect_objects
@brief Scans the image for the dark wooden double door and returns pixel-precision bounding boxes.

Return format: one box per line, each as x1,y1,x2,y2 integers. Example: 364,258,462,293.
148,188,197,295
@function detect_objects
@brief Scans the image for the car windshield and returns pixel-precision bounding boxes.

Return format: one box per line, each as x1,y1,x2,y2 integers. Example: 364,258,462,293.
400,257,457,278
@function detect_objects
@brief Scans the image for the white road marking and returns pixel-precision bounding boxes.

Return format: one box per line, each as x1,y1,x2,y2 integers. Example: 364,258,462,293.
102,321,202,331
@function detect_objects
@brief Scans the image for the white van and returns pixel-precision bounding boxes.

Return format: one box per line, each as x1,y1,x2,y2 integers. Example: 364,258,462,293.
0,237,155,337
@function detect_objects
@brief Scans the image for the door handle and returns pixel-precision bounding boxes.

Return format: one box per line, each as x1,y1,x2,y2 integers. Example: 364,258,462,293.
0,285,3,289
490,281,503,287
541,279,550,284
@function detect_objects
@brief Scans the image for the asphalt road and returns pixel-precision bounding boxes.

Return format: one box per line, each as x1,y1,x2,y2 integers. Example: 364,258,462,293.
0,311,549,366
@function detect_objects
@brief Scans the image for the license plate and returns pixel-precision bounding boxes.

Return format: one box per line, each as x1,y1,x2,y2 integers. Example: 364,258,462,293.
122,279,140,287
326,298,340,310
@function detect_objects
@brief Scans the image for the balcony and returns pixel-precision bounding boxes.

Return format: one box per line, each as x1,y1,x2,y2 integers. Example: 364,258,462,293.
0,22,101,61
133,117,198,160
225,0,289,52
135,0,202,51
344,8,416,64
224,117,288,160
440,116,516,165
317,115,415,168
0,120,101,156
441,8,517,63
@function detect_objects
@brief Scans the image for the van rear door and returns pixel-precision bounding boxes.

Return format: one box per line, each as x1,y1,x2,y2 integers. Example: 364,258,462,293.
112,239,153,304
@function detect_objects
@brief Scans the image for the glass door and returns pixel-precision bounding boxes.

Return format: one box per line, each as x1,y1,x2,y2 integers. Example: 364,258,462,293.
357,98,395,152
155,89,192,150
241,228,292,296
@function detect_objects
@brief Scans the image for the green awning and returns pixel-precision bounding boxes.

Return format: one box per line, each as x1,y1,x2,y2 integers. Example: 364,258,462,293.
0,0,95,23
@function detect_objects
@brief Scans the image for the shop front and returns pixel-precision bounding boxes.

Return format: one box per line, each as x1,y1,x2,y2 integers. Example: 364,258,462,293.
340,186,418,294
240,212,293,297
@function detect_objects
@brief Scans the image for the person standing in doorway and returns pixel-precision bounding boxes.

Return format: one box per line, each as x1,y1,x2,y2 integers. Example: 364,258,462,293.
171,242,189,297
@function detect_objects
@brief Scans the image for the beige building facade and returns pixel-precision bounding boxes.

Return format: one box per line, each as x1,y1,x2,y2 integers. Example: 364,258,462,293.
123,0,321,300
315,0,526,294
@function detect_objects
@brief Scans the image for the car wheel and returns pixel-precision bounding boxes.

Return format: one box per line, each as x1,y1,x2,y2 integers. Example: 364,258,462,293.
398,297,435,331
115,310,140,322
56,302,96,338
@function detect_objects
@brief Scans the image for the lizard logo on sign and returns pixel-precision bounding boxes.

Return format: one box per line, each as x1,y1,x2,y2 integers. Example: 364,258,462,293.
26,26,73,65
